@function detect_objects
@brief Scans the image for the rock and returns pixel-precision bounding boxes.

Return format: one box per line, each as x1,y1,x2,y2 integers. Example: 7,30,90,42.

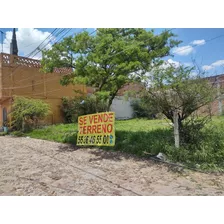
156,152,167,161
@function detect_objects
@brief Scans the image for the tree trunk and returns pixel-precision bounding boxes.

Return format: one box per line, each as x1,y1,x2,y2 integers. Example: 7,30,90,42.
173,110,180,148
107,98,113,111
107,90,119,111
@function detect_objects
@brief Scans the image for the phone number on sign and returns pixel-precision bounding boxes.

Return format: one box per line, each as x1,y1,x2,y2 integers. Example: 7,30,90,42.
77,135,114,145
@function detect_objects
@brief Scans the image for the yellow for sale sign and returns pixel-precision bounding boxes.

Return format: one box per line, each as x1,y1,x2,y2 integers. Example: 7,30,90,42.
77,112,115,146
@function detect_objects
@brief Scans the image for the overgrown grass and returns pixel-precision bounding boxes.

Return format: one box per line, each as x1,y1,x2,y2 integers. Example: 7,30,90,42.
24,117,224,172
0,132,7,136
25,119,170,143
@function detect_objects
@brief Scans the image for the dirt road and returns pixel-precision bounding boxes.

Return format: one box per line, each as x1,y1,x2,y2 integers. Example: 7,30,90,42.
0,136,224,196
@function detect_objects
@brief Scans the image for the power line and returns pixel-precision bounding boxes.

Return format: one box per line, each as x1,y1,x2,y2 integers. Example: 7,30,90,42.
26,28,58,58
1,28,60,83
0,28,71,85
88,28,176,61
0,28,87,98
10,29,92,85
43,28,175,70
1,28,175,95
173,34,224,55
23,29,63,48
10,29,88,86
31,29,71,58
0,29,89,91
26,29,64,58
2,28,176,92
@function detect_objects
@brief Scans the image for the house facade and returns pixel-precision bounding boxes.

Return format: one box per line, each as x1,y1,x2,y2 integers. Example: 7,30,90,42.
200,74,224,116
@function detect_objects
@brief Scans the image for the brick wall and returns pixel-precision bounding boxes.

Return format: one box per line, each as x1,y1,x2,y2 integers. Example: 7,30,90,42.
0,53,86,126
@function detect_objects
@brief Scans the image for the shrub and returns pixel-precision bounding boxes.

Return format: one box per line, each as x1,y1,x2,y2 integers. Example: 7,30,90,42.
131,98,158,119
61,94,107,123
11,131,25,137
11,96,50,131
180,115,211,149
162,120,224,171
0,132,7,136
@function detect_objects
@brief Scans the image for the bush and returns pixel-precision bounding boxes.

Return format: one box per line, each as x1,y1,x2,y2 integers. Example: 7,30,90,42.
180,116,210,149
131,98,158,119
61,94,107,123
11,131,25,137
0,132,7,136
11,96,50,131
162,121,224,171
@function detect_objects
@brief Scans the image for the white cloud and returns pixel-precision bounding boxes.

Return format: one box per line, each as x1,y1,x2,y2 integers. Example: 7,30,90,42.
160,59,181,69
191,39,206,46
202,60,224,71
211,60,224,67
167,59,180,67
172,45,194,56
202,65,213,71
3,28,53,59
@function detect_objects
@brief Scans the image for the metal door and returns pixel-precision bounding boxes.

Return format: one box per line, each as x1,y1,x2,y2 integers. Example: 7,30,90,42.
3,108,7,124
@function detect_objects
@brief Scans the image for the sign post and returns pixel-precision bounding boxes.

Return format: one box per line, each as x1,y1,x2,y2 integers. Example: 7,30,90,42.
77,112,115,146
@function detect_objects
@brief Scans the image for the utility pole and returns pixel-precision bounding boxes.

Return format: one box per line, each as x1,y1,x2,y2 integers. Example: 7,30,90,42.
0,30,4,52
217,77,222,115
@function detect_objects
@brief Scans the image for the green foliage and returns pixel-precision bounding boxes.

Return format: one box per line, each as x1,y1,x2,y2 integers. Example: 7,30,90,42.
131,91,159,118
61,94,108,123
179,115,211,148
0,132,7,136
11,131,25,137
131,99,157,119
11,96,50,131
41,28,181,109
146,65,217,123
25,123,77,143
142,64,217,148
164,123,224,171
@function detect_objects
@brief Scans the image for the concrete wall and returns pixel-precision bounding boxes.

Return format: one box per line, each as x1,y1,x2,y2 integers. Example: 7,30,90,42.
110,96,133,119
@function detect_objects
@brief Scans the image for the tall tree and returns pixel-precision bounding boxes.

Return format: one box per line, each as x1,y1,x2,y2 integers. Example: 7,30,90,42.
41,28,180,110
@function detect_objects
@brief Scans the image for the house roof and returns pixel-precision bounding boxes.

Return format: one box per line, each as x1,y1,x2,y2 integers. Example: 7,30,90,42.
117,82,144,96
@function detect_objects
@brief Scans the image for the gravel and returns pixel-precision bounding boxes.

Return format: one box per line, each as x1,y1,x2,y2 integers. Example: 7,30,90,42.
0,136,224,196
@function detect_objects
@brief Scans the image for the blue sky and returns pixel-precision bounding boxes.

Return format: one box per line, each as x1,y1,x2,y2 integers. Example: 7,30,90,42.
1,28,224,77
168,28,224,76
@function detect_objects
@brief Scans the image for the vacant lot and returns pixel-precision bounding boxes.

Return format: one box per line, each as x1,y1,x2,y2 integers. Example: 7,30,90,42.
0,136,224,196
24,117,224,171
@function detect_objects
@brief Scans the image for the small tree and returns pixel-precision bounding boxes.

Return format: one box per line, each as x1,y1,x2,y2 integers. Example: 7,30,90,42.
144,65,217,148
11,96,50,131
